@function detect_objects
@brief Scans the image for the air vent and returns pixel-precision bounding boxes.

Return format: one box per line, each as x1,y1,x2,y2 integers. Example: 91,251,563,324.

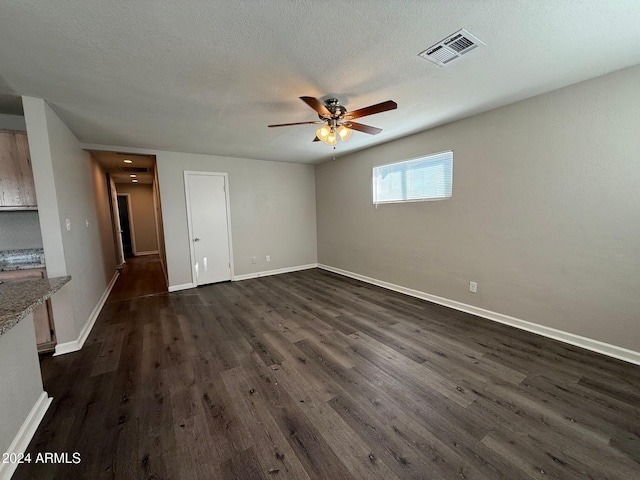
419,29,484,67
119,166,149,173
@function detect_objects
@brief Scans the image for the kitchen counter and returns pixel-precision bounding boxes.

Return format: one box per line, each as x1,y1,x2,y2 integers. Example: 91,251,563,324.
0,276,69,474
0,276,70,336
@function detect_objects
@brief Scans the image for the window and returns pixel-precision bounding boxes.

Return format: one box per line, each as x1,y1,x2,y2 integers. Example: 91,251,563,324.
372,151,453,204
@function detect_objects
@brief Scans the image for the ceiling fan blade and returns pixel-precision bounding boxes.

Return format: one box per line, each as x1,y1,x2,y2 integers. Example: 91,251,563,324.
313,136,321,142
300,96,331,117
268,120,324,127
345,100,397,120
346,122,382,135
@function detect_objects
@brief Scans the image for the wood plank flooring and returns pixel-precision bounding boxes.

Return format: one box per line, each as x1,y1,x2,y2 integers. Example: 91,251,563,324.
14,257,640,479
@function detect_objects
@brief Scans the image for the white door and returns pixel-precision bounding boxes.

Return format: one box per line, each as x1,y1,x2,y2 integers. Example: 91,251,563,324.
185,172,232,286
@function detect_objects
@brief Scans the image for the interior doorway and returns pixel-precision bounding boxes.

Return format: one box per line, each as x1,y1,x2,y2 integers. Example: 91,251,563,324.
184,171,234,286
91,151,168,287
117,194,135,257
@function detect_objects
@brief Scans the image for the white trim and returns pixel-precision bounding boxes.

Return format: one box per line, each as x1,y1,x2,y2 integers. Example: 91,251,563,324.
151,171,168,286
108,174,125,267
0,392,52,480
183,171,235,287
81,143,158,155
53,340,79,356
168,283,195,292
54,271,119,356
233,263,318,281
318,264,640,366
135,250,159,256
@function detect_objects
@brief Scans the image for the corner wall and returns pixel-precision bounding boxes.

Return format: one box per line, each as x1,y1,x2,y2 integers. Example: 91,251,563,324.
23,97,117,346
315,65,640,353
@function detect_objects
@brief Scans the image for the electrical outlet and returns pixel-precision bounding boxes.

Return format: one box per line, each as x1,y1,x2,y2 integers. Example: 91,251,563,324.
251,256,257,264
65,219,71,231
469,281,478,293
266,255,271,262
85,219,90,228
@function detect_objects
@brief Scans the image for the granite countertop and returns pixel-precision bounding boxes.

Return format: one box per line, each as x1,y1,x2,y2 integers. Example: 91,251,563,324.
0,248,46,272
0,276,71,336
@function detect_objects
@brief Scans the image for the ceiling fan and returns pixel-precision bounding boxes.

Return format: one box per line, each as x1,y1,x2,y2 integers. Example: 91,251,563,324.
268,96,397,145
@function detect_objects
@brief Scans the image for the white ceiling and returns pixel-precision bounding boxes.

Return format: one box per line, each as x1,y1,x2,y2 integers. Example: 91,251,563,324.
1,1,639,164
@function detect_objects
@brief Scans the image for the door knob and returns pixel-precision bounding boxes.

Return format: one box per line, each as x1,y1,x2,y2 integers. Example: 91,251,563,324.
194,237,200,242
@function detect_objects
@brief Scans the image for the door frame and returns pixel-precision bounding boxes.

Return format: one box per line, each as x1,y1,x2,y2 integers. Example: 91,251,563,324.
108,174,125,267
183,171,235,286
117,193,137,256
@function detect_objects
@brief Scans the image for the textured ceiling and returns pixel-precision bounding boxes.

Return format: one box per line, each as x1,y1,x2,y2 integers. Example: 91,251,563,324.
1,1,639,164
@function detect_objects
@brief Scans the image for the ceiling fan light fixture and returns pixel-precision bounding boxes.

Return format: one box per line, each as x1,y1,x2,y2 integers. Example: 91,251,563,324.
325,128,337,145
316,125,330,140
337,125,352,141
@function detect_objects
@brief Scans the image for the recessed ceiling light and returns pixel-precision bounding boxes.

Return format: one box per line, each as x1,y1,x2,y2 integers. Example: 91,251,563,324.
130,174,137,178
123,159,133,164
132,179,138,183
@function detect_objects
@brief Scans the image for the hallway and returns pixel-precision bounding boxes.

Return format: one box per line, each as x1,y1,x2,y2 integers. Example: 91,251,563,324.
107,255,168,303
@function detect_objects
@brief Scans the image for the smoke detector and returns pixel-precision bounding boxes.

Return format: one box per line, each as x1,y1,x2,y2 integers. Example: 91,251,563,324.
419,29,485,67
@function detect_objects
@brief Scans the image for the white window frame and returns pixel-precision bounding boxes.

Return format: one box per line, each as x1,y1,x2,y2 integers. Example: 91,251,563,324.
372,150,453,205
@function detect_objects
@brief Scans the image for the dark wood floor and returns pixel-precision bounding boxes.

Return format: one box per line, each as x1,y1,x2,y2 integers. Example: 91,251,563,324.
15,257,640,479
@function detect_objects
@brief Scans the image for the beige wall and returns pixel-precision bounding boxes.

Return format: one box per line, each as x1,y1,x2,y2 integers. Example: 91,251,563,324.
315,65,640,352
91,156,118,277
0,113,26,130
156,152,317,288
23,97,117,345
0,314,44,459
0,211,43,250
116,183,158,254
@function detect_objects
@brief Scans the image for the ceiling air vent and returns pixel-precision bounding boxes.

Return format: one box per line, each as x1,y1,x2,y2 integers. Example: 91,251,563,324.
419,29,485,67
119,166,149,173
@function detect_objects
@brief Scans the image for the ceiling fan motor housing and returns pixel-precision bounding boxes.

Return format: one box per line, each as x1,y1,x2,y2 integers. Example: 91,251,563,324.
321,98,347,120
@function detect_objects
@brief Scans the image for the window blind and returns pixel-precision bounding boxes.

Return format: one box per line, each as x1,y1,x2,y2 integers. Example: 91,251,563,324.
373,151,453,204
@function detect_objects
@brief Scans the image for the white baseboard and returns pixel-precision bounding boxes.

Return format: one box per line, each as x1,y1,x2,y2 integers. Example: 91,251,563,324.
318,264,640,366
0,392,52,480
135,250,159,256
233,263,318,282
54,271,119,357
53,340,79,356
168,282,195,292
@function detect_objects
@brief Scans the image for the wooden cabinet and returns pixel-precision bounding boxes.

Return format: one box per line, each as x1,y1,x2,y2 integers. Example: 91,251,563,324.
0,130,38,209
0,269,56,352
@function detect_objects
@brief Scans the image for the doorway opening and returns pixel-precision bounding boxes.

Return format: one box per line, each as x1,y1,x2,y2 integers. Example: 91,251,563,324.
90,151,168,289
116,194,134,257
